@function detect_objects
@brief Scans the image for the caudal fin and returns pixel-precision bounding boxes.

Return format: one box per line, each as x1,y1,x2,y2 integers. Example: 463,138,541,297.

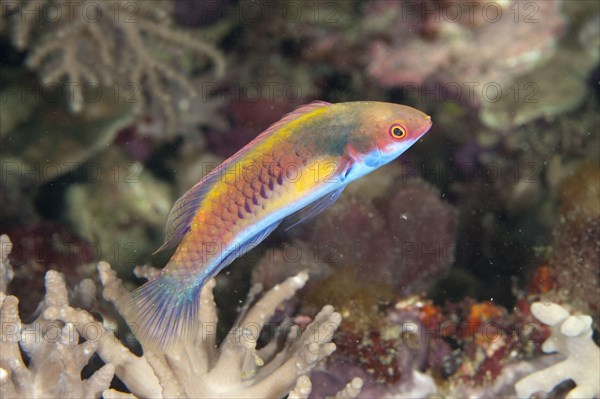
121,273,203,351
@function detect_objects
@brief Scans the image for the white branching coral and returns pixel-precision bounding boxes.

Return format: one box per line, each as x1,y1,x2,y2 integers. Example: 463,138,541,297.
288,375,363,399
0,254,361,398
0,271,115,398
96,262,350,398
2,0,225,134
515,301,600,399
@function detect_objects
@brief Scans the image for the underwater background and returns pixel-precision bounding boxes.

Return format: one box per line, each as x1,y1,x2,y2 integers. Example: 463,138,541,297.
0,1,598,398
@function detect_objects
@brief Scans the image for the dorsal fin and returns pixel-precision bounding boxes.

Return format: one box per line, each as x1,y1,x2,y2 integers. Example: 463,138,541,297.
154,101,333,254
154,177,214,254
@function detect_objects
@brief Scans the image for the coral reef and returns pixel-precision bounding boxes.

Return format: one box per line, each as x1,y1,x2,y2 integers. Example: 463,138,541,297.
249,172,459,397
2,223,96,316
324,298,443,393
0,271,115,398
0,235,14,295
531,162,600,323
367,0,565,99
0,233,360,398
307,293,557,399
253,173,457,329
288,375,363,399
2,0,225,135
439,298,549,393
515,302,600,399
480,1,600,128
0,70,136,186
360,0,598,129
2,1,599,398
64,148,173,272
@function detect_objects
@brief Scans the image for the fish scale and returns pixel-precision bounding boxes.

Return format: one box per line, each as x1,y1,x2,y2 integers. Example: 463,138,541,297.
187,156,293,254
123,101,432,350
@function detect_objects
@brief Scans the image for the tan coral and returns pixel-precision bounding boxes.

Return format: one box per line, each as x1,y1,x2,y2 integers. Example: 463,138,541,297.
0,221,360,398
92,262,346,398
288,375,363,399
1,257,360,398
0,272,115,399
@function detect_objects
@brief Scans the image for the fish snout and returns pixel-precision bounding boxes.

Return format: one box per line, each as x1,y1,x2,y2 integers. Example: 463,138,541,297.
425,114,432,130
414,114,433,138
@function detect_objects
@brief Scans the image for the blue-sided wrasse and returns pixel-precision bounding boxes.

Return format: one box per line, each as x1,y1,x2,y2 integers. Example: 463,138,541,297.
123,101,432,350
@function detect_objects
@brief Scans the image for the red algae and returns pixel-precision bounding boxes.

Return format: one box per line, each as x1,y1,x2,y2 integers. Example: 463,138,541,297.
2,223,95,316
461,301,506,340
528,264,557,295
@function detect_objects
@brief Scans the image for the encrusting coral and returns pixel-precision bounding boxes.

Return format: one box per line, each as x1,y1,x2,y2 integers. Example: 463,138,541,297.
1,0,225,135
515,302,600,399
0,233,361,398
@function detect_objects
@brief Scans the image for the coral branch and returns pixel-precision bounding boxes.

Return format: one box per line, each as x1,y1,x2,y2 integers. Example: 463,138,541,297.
1,254,350,398
288,376,312,399
515,301,600,399
0,272,115,398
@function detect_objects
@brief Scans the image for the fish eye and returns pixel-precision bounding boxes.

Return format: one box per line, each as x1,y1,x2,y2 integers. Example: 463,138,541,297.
389,124,407,139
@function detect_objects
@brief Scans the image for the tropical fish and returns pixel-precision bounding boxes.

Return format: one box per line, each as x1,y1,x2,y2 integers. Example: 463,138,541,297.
123,101,432,350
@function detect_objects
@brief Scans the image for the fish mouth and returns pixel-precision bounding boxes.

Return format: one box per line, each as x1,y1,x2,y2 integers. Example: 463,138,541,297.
415,115,433,139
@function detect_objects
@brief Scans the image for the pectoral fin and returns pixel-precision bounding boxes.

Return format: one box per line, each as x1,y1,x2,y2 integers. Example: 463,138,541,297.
281,186,346,231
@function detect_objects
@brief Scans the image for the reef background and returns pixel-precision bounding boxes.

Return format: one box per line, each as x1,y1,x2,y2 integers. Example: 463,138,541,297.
1,1,599,398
